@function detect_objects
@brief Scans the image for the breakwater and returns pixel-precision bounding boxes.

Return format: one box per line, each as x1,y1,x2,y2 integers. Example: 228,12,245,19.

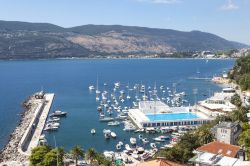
0,92,54,165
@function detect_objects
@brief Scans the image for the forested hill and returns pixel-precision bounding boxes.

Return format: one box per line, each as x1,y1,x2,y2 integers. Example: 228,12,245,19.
0,20,247,59
229,56,250,90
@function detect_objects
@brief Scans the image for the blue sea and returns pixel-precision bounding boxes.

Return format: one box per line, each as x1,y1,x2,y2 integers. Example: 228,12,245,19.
0,59,235,152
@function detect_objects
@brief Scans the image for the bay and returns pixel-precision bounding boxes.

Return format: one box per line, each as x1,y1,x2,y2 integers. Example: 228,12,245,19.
0,59,235,152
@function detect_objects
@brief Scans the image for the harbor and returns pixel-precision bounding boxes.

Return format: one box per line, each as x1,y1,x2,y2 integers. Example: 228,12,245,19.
0,59,235,165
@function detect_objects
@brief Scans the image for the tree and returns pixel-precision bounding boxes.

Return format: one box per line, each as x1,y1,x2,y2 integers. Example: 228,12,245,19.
231,94,242,107
195,125,214,145
43,149,58,166
29,145,51,166
70,145,85,166
86,148,97,165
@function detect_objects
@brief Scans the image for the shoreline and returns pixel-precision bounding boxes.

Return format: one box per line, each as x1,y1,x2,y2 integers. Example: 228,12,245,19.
0,57,236,62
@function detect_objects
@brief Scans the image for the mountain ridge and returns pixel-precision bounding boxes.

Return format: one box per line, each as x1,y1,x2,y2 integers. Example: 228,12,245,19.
0,20,247,59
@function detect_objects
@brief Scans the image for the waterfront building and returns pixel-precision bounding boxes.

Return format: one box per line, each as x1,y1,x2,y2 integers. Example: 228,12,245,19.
196,94,236,117
128,101,211,129
211,122,242,145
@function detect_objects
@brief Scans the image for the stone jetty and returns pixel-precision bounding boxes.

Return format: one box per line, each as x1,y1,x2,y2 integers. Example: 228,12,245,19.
0,92,54,166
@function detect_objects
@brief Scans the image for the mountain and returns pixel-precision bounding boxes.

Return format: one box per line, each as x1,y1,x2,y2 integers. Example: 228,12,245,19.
0,20,247,59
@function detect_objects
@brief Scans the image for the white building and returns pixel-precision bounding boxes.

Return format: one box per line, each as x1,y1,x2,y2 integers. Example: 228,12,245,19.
128,101,211,129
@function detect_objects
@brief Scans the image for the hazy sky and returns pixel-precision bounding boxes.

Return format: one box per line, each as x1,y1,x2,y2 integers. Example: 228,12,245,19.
0,0,249,44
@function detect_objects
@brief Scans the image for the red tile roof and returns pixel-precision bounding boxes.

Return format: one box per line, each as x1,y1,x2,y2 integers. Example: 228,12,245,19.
197,141,240,158
137,159,184,166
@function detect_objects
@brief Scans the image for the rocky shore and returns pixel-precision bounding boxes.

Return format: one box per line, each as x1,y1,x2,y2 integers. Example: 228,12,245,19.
0,95,38,165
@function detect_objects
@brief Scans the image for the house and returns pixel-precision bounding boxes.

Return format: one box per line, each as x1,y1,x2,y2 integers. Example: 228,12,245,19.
189,141,249,166
211,122,241,145
189,151,250,166
137,159,184,166
196,141,242,158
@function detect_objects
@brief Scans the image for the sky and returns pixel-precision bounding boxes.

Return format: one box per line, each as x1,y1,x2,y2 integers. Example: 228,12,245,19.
0,0,249,44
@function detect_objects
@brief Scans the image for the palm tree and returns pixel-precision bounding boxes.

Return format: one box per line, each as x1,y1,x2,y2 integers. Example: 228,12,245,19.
86,148,97,165
56,147,65,166
70,145,84,166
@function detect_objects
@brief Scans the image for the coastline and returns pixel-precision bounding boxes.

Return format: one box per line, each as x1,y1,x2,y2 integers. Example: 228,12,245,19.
0,56,236,62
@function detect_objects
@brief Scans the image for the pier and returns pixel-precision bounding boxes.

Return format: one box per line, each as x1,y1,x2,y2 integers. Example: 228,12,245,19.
18,93,54,155
0,92,54,165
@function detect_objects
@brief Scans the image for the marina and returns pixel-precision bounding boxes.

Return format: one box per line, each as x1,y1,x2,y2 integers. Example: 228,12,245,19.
0,59,235,159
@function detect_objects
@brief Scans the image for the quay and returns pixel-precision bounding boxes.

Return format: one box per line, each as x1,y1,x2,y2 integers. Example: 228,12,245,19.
18,93,54,155
0,92,54,166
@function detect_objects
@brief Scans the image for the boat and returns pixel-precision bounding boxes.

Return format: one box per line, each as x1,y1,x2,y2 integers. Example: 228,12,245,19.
111,132,117,138
130,137,137,145
47,117,60,123
91,129,96,135
138,134,143,140
125,144,132,151
153,137,165,142
44,124,58,131
116,143,121,150
137,147,145,154
150,143,157,149
107,121,120,126
97,106,102,112
142,138,149,144
95,76,101,94
99,116,114,122
114,82,120,88
118,141,124,146
89,85,95,90
103,129,111,139
49,110,67,117
103,151,114,160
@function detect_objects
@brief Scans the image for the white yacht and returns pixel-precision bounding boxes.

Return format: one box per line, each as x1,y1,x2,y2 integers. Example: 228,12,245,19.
89,85,95,90
130,137,137,145
111,132,117,138
91,129,96,134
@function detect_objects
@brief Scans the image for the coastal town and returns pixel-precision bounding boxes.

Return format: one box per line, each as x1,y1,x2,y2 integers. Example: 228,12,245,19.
0,56,250,166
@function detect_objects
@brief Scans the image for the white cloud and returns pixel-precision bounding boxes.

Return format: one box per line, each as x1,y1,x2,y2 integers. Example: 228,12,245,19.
221,0,239,10
137,0,180,4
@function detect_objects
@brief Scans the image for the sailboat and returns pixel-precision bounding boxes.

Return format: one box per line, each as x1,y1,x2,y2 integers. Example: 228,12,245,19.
127,82,131,100
95,75,101,101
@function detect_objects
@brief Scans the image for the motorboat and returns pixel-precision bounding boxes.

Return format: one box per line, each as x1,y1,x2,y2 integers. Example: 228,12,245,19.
150,143,157,149
137,147,145,154
153,137,165,142
125,144,132,151
107,121,120,126
138,134,143,140
111,132,117,138
142,138,149,144
50,110,67,117
103,129,111,139
99,116,114,122
97,106,102,112
130,137,136,145
118,141,124,146
103,151,114,160
116,143,121,150
89,85,95,90
91,129,96,135
47,117,60,123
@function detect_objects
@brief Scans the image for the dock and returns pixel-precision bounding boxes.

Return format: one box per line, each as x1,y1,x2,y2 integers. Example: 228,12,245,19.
18,93,54,156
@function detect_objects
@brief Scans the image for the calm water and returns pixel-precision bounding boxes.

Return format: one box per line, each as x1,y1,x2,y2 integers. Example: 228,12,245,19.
0,59,235,152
